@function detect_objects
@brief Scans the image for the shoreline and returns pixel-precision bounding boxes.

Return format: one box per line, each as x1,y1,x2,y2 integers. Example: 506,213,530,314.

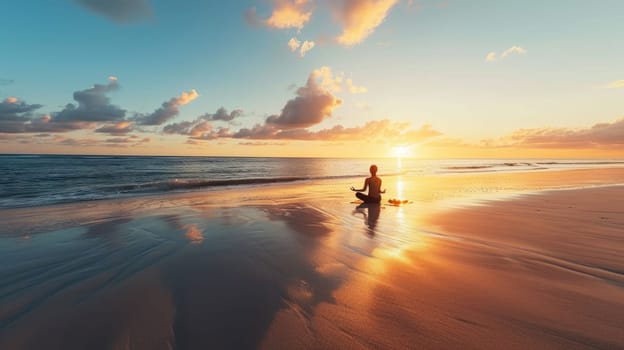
2,156,623,210
2,166,623,211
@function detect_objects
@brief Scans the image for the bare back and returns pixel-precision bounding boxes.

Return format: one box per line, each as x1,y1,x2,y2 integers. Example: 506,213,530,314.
366,176,382,198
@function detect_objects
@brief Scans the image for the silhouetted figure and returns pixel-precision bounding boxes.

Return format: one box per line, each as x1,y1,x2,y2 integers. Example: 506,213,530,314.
351,164,386,203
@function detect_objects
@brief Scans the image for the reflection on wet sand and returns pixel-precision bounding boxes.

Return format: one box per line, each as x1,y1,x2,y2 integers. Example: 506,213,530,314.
183,224,204,244
0,202,366,349
353,203,381,235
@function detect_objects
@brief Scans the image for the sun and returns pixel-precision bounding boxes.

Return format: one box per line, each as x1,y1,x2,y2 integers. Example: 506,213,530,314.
391,146,410,158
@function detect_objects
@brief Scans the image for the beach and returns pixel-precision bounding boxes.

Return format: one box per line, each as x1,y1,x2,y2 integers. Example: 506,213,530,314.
1,166,623,349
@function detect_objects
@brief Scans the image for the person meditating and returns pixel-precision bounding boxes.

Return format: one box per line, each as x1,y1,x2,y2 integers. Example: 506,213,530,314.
351,164,386,203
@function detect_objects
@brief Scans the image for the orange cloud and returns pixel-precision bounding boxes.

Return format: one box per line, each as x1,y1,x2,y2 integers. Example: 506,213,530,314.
499,118,624,149
265,67,343,129
239,141,287,146
257,0,313,30
273,120,441,141
333,0,399,46
311,66,343,92
221,119,441,142
307,66,367,94
426,118,624,155
172,89,199,106
95,121,133,134
167,67,376,143
139,89,199,125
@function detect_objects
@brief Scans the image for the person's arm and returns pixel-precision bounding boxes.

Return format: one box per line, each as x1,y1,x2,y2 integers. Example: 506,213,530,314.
351,178,369,192
380,179,386,193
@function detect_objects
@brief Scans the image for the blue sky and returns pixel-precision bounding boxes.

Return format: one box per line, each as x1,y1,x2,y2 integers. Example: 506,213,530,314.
1,0,623,157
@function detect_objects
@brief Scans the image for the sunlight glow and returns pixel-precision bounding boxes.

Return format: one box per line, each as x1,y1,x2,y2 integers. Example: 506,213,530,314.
392,146,410,158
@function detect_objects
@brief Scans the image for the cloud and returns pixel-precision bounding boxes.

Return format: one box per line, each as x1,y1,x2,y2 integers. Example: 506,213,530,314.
274,120,441,141
501,46,526,57
163,107,243,136
1,78,169,134
173,68,376,143
288,37,301,51
191,127,232,140
288,37,316,57
58,137,100,147
299,40,316,57
138,89,199,125
226,119,441,142
486,46,527,62
266,0,313,30
252,0,398,48
239,141,287,146
54,76,125,123
607,80,624,88
266,67,342,129
0,98,85,133
0,97,43,120
0,80,203,148
295,67,367,94
346,78,367,93
104,137,134,143
312,66,344,93
95,121,133,134
230,124,278,139
332,0,399,46
74,0,152,23
163,121,195,135
103,136,151,147
497,118,624,149
0,97,45,133
248,0,313,30
38,134,150,148
200,107,244,122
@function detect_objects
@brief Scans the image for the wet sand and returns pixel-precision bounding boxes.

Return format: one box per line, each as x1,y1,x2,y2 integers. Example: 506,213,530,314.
1,168,623,349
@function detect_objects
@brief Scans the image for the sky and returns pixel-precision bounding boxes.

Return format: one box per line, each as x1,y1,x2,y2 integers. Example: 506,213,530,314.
1,0,623,158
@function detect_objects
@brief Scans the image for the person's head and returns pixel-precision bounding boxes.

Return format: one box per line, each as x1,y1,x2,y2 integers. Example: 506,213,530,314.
369,164,378,175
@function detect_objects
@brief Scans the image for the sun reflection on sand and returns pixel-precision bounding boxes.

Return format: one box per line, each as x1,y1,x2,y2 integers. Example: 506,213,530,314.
372,246,411,269
396,176,404,199
184,224,204,244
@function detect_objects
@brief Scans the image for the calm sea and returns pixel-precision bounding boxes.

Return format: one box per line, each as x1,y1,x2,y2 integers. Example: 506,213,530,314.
1,155,622,209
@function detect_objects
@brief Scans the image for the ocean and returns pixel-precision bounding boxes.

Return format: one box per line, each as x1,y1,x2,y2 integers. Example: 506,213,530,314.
1,154,623,209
